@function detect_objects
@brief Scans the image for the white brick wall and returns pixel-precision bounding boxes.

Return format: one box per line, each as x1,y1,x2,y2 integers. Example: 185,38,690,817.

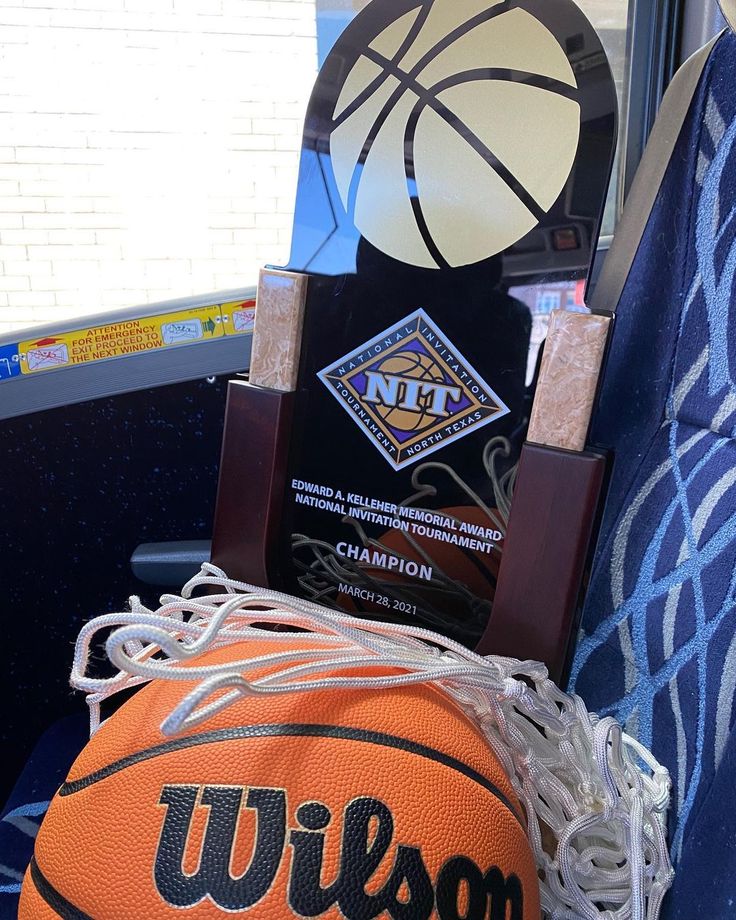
0,0,318,334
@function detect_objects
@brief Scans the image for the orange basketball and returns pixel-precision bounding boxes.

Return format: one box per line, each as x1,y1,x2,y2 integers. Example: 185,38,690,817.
374,505,503,598
20,637,540,919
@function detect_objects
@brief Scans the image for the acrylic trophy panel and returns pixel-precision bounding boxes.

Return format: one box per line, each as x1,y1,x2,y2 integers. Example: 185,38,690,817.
275,0,617,647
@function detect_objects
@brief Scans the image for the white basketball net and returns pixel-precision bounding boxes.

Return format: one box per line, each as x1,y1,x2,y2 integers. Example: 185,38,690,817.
71,564,674,920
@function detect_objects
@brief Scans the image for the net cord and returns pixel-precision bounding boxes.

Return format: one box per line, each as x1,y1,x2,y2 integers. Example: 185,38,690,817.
70,564,674,920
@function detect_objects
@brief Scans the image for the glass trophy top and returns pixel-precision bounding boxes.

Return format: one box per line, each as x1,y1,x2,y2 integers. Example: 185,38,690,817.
287,0,617,293
275,0,618,646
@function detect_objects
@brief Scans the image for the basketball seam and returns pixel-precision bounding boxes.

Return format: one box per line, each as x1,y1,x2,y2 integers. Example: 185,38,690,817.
374,347,454,433
331,4,516,133
332,0,582,267
29,857,93,920
362,45,547,224
407,2,515,80
429,68,578,99
59,723,525,827
334,338,461,444
331,2,431,130
456,542,499,587
406,149,451,269
340,7,523,252
338,329,491,447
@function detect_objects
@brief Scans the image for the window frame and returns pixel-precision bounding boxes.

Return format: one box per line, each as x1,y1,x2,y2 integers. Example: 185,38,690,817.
618,0,685,209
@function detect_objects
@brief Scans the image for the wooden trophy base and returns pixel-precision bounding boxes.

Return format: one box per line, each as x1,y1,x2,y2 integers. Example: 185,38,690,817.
475,444,608,684
210,379,295,588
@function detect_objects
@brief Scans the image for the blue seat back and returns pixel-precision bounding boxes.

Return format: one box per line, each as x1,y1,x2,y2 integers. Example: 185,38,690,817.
572,30,736,911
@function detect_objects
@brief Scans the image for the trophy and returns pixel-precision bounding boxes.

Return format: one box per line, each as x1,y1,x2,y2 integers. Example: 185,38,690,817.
212,0,618,676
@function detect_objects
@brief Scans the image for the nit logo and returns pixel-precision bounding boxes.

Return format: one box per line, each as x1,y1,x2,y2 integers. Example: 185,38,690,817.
318,309,509,471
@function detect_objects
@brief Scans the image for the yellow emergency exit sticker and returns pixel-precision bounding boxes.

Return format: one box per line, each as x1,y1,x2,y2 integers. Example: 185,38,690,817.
221,299,257,335
17,299,256,375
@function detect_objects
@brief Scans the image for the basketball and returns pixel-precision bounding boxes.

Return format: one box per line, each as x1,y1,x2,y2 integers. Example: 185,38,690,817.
329,0,581,269
374,505,502,598
372,348,449,432
20,637,540,919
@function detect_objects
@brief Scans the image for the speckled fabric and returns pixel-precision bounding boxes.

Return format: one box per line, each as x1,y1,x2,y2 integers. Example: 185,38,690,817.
1,376,229,797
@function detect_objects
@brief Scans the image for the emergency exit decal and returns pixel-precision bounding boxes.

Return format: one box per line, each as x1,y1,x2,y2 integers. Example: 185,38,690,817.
9,299,255,377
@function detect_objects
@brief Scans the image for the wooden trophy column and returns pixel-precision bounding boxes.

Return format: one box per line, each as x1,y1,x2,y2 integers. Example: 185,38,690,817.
210,269,307,587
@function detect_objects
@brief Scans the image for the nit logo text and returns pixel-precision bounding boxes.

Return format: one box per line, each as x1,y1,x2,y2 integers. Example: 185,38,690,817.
318,309,509,470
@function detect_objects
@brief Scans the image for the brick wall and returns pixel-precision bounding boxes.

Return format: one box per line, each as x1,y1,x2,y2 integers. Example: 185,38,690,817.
0,0,318,334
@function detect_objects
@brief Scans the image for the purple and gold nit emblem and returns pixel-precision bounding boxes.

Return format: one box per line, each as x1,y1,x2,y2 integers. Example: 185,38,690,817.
318,309,509,470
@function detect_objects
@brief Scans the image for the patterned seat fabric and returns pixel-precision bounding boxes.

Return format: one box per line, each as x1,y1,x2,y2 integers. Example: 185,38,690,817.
572,30,736,916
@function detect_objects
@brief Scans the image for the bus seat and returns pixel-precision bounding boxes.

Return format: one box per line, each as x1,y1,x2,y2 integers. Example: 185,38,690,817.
571,27,736,916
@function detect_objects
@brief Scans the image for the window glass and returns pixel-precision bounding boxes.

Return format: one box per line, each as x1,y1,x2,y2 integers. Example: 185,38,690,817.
575,0,631,236
0,0,631,336
0,0,319,335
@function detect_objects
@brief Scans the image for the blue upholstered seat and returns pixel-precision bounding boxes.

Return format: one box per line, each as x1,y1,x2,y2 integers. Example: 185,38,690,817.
571,29,736,917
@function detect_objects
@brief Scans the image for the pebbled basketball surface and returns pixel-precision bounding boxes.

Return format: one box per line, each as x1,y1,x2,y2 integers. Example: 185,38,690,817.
20,638,541,919
277,0,618,646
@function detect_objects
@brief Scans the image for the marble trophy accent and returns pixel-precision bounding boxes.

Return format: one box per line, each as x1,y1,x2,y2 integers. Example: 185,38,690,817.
528,311,611,452
249,270,309,392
